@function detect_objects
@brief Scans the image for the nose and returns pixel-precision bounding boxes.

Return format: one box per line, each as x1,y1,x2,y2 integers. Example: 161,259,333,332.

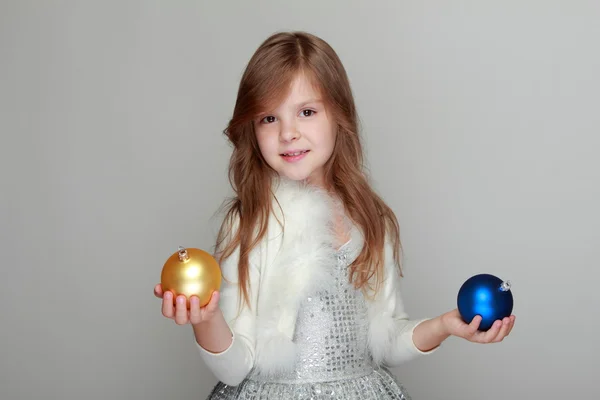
279,119,299,143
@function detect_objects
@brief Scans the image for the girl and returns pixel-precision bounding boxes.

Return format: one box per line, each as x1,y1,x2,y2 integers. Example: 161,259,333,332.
154,31,515,399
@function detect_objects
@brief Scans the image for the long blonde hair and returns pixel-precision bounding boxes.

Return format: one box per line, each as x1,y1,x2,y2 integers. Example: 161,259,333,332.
215,31,402,307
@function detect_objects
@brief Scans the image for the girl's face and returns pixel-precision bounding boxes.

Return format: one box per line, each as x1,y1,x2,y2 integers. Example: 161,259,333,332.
254,73,336,188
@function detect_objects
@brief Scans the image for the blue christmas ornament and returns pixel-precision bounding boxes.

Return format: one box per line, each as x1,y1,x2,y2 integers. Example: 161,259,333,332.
457,273,513,331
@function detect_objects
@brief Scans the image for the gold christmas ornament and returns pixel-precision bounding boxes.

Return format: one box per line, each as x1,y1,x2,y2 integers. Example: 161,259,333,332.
161,246,222,308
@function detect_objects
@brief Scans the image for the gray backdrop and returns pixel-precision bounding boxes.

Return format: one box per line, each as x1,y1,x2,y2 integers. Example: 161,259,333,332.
2,1,598,399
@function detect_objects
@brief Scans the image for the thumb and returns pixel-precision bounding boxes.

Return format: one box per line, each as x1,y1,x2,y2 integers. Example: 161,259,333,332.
466,315,482,336
205,291,220,313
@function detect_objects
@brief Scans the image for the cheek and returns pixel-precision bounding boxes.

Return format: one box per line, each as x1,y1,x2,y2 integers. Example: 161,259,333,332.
311,119,337,147
255,131,277,157
325,126,337,151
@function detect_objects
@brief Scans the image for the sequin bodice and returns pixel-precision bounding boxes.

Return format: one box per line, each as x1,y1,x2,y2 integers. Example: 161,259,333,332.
250,243,373,384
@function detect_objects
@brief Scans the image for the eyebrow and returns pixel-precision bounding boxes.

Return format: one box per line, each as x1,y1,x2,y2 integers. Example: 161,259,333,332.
294,98,323,108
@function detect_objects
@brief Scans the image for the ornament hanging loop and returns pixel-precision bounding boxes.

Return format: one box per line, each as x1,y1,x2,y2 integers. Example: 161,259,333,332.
178,246,189,262
499,280,511,292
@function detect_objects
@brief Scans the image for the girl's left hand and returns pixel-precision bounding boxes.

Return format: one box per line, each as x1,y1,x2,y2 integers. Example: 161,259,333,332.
441,309,516,343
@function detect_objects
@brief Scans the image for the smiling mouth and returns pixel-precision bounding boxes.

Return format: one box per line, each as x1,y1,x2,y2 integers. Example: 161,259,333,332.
281,150,309,156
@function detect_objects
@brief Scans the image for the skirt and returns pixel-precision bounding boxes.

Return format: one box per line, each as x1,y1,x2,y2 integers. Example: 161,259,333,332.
206,366,412,400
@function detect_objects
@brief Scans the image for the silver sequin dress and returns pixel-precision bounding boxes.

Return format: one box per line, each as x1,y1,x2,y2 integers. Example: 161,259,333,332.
206,243,413,400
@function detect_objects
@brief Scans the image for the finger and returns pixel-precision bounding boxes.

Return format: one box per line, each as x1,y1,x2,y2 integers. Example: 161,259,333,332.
480,320,503,343
174,295,189,325
154,284,163,298
162,290,174,319
505,315,516,336
493,317,511,342
189,296,202,325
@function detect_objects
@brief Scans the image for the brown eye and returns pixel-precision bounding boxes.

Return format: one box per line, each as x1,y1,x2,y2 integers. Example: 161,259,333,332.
301,109,315,117
261,116,276,124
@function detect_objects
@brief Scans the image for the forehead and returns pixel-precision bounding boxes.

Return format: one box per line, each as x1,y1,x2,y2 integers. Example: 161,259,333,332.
286,73,321,100
263,72,324,113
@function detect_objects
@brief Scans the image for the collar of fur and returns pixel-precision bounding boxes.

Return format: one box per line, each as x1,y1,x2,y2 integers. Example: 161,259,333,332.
251,177,398,377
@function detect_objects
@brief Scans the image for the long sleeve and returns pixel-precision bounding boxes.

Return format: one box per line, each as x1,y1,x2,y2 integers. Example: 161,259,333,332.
381,271,437,367
368,239,439,367
195,236,261,386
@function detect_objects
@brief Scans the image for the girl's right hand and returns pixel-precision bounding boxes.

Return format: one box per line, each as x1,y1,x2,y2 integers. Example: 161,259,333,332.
154,284,221,326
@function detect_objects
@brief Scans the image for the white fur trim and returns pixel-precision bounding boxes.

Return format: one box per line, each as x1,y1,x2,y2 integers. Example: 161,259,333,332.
265,178,338,317
367,299,395,366
254,330,297,376
252,178,340,373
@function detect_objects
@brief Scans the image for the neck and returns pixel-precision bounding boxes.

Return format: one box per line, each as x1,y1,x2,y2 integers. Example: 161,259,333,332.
304,172,334,192
304,177,324,189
